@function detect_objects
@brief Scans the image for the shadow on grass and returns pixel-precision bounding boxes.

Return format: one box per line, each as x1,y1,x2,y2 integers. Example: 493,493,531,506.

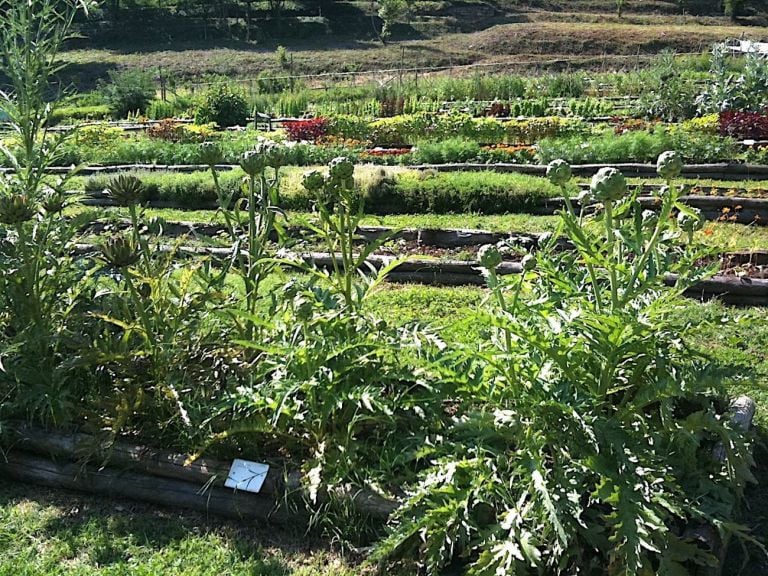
722,427,768,575
0,478,325,575
55,61,118,94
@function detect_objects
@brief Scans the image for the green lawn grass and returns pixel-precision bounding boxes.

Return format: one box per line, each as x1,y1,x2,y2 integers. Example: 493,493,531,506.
73,203,768,252
0,480,366,576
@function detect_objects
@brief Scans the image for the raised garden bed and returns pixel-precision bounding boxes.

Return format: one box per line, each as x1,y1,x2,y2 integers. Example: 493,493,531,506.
1,394,755,573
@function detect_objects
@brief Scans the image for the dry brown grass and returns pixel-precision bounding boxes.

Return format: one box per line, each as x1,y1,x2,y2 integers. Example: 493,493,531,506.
60,15,768,86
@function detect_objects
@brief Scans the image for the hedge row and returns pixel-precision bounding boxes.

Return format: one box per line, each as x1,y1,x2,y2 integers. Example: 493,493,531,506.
79,169,574,214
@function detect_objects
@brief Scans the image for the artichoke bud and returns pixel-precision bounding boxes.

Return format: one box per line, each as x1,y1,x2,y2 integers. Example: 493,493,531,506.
328,156,355,182
0,193,36,225
106,174,144,207
656,150,683,180
546,159,572,187
677,209,704,234
478,244,502,269
521,254,537,272
302,170,326,193
240,150,266,177
576,188,594,204
199,141,224,167
264,143,286,169
590,167,627,203
40,186,67,214
641,209,659,228
138,282,152,299
100,233,139,268
293,294,314,321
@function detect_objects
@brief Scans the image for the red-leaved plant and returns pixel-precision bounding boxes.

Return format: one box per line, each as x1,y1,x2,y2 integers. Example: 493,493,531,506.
284,117,328,142
719,109,768,140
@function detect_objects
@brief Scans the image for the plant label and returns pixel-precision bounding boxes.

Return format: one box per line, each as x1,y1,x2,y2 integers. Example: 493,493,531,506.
225,459,270,494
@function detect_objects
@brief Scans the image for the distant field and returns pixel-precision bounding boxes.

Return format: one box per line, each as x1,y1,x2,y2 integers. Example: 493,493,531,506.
60,17,768,88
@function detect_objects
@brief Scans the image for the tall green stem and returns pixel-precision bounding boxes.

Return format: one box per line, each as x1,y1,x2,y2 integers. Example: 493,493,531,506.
621,185,676,306
562,187,603,311
604,201,619,310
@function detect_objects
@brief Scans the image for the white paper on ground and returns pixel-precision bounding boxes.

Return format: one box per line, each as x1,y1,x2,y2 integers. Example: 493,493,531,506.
225,459,270,494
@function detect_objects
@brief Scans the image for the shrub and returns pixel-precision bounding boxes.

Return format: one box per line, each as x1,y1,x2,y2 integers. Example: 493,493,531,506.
681,113,720,135
508,98,550,117
84,170,244,208
538,126,738,164
537,72,586,98
376,161,752,575
195,83,249,128
503,117,585,145
145,120,186,143
326,113,582,147
146,98,196,120
411,138,480,164
101,69,156,119
365,171,570,214
476,144,537,164
47,104,111,125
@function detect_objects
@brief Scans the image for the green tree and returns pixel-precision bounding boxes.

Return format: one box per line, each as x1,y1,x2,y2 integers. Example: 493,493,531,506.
724,0,744,18
102,69,156,119
378,0,408,42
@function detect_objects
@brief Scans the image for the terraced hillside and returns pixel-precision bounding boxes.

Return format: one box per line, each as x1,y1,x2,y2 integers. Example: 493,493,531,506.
63,1,768,88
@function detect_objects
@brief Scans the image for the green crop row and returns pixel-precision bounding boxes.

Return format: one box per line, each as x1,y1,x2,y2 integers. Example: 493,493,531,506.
77,168,571,214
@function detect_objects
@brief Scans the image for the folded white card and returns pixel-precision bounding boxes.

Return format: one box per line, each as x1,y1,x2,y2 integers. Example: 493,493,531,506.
225,459,270,494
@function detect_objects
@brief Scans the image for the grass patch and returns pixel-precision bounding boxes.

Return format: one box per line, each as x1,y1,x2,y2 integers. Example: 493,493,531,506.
70,202,768,252
0,480,366,576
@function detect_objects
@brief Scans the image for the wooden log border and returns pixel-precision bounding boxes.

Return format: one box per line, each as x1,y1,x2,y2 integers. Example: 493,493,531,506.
0,425,397,522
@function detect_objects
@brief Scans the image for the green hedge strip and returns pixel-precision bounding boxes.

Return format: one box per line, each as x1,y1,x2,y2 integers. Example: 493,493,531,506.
77,169,574,214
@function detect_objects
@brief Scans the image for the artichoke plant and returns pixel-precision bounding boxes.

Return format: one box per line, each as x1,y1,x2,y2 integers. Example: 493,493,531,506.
678,208,704,240
328,156,355,182
520,253,537,272
478,244,502,269
199,141,224,167
264,142,286,169
642,209,659,228
40,186,67,214
0,193,36,225
546,159,572,186
106,174,145,207
240,149,266,177
100,233,140,268
302,170,326,193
